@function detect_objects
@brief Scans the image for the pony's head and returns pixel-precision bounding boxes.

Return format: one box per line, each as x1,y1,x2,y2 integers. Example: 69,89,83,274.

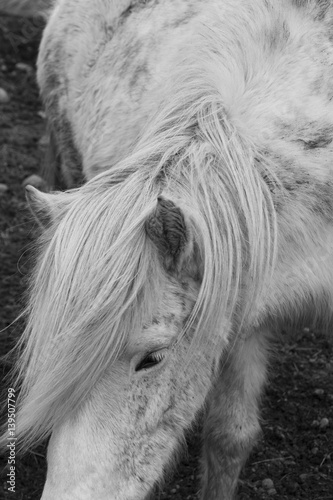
16,172,216,499
4,86,276,499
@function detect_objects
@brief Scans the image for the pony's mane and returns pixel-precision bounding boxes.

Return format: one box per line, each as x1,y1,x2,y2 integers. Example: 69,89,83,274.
2,41,279,452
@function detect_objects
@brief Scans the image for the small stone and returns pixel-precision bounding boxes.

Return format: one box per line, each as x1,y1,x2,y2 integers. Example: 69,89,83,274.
0,88,10,103
38,134,49,149
22,174,48,192
313,388,324,398
311,420,319,427
170,489,177,494
303,327,310,333
268,488,277,496
284,460,296,466
37,110,46,119
287,482,299,493
299,474,307,483
319,418,329,429
15,62,33,73
262,478,274,490
275,428,286,440
312,447,318,455
1,64,7,71
0,183,8,194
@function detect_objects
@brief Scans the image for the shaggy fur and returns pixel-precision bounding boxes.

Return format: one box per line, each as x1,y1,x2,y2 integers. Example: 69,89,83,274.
1,1,333,499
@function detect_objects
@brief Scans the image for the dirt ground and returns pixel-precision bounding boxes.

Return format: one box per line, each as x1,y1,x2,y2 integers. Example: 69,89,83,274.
0,14,332,500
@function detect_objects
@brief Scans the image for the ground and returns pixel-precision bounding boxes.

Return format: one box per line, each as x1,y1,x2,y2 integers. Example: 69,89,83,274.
0,14,332,500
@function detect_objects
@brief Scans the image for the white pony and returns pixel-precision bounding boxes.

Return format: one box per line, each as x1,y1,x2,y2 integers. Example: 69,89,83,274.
1,1,333,499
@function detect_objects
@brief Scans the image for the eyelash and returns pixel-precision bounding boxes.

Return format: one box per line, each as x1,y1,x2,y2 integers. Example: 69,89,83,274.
135,350,166,372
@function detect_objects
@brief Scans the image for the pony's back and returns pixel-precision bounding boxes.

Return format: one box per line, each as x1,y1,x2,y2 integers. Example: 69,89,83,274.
37,0,333,188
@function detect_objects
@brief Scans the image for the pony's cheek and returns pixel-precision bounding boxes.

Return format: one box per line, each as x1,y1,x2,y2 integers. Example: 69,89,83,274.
127,349,210,435
127,370,174,424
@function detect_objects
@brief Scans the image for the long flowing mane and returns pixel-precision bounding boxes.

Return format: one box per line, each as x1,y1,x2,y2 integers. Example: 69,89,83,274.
5,46,278,452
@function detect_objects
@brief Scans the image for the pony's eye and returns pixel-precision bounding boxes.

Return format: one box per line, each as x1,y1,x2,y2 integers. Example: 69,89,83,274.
135,351,165,372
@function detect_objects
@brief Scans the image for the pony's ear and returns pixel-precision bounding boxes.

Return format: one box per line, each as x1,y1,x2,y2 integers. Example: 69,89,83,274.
25,185,56,228
145,196,201,279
